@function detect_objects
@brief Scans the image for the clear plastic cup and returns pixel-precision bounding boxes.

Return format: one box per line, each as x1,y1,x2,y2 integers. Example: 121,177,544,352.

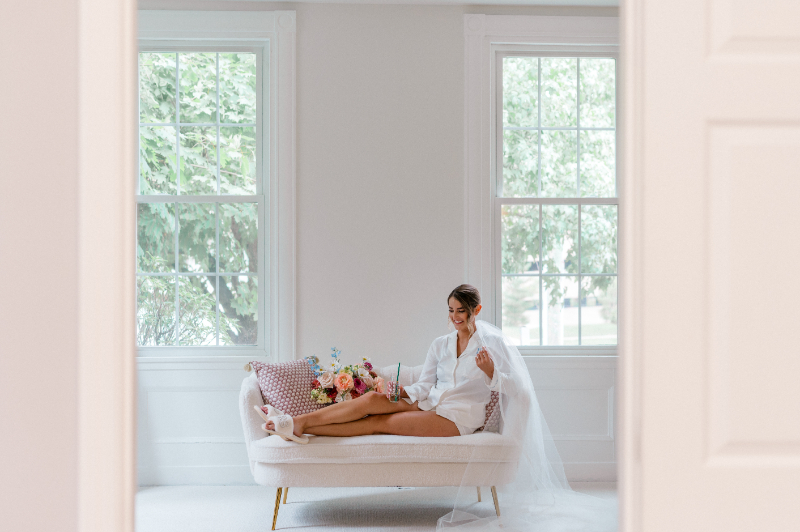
386,380,401,403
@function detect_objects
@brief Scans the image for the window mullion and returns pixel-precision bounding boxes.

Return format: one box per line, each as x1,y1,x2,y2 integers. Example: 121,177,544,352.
216,53,221,196
215,53,222,346
174,207,180,347
577,57,582,198
578,204,582,346
539,203,543,346
576,58,582,346
175,53,181,196
537,58,542,198
174,52,181,346
215,203,220,346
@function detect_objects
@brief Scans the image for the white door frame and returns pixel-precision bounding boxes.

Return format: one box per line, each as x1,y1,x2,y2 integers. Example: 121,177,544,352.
618,0,643,527
77,0,137,530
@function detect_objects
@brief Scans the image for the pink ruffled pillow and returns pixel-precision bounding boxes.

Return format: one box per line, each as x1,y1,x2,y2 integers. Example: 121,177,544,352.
250,359,325,417
479,391,501,432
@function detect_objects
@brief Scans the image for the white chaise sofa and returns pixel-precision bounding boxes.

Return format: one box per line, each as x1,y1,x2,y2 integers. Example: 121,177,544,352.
239,364,519,530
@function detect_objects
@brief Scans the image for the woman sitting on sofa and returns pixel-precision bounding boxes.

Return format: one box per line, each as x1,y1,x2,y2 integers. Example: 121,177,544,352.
255,285,617,532
256,284,510,442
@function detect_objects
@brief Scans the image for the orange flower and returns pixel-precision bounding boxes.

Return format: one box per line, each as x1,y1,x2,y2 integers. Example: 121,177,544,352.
334,372,354,392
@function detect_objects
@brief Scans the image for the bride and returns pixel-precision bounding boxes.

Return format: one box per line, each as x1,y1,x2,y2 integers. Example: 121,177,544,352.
258,283,617,531
258,284,502,440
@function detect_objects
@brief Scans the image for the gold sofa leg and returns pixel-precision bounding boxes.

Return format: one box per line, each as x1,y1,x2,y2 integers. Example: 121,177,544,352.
283,487,288,504
490,486,500,517
272,487,282,530
476,487,481,502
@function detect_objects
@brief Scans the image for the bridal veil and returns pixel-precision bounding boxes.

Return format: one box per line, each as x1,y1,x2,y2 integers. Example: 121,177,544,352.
436,320,617,532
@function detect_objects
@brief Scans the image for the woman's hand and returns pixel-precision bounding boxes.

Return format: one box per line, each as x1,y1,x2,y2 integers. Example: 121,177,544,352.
476,347,494,380
385,381,408,400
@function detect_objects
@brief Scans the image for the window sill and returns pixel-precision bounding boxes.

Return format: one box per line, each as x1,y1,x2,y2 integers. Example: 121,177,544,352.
518,346,617,357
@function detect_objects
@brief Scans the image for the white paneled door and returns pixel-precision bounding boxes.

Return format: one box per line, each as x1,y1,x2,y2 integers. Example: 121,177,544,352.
621,0,800,530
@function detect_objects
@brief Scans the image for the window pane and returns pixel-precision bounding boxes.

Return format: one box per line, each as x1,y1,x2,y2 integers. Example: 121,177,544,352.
140,126,177,194
137,203,175,273
579,58,615,128
502,130,538,197
581,276,617,345
541,130,577,197
542,205,578,274
219,53,257,124
137,276,175,346
179,53,217,124
542,276,579,345
581,205,617,274
220,127,257,194
219,276,257,345
502,276,540,346
178,203,216,273
541,58,577,127
503,57,538,128
139,52,176,124
178,276,218,346
580,130,615,197
502,204,539,274
219,203,258,273
179,126,217,195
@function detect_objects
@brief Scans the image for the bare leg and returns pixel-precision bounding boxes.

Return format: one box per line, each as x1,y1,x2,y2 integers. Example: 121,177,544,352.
264,392,419,438
304,411,461,438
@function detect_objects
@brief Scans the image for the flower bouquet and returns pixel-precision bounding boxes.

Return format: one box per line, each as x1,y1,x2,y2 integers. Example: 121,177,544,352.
305,348,385,404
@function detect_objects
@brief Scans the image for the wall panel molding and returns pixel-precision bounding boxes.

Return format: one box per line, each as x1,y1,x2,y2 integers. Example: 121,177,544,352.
138,357,617,484
708,0,800,58
706,123,800,466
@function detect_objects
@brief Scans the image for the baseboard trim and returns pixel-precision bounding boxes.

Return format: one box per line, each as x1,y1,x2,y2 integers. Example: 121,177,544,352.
138,465,255,486
563,462,617,483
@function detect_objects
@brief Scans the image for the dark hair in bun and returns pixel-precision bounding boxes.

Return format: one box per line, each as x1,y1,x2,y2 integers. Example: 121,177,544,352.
447,284,481,322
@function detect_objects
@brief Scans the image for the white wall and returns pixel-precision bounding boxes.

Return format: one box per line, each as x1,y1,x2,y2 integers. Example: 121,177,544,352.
1,2,80,530
135,2,619,485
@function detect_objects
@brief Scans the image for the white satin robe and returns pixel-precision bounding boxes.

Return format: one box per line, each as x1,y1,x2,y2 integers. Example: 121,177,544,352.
403,328,510,434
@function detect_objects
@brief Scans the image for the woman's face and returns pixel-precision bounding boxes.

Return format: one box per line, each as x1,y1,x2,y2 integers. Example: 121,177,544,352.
449,297,481,334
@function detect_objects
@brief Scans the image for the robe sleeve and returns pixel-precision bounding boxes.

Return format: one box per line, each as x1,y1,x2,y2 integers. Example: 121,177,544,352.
482,340,519,397
403,341,439,403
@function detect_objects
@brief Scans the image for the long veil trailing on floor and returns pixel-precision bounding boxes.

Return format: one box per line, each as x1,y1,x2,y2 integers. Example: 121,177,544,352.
436,320,617,532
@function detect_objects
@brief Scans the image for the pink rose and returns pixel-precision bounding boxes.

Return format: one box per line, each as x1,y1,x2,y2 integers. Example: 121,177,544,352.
317,370,334,388
361,374,374,389
374,377,385,394
353,377,367,395
334,372,354,392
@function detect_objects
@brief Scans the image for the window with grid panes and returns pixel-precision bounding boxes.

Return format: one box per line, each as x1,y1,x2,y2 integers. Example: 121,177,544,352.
499,55,617,347
137,50,264,347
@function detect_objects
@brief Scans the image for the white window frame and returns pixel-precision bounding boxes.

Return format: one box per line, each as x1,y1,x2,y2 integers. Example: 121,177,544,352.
137,11,296,361
464,15,619,356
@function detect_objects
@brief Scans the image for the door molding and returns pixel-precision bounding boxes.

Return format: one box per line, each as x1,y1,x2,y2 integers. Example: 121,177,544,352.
619,0,644,530
77,0,138,530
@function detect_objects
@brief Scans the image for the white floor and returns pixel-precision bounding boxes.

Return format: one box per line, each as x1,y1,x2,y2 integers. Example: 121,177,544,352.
136,483,617,532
